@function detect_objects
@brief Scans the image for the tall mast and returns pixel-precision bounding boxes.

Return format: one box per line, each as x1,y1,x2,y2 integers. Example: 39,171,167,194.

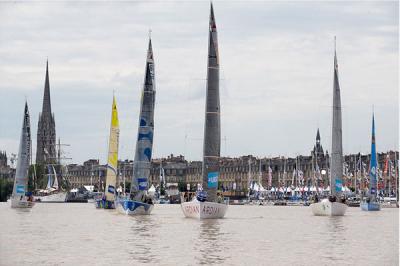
202,2,220,202
258,159,262,184
354,154,357,195
330,36,343,197
130,35,156,199
388,154,391,197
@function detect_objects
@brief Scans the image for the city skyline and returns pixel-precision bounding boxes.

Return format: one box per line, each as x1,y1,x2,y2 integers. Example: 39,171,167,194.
0,1,398,164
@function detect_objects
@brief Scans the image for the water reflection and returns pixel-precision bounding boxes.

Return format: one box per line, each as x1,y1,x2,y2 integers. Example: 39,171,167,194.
321,217,347,263
126,215,159,264
194,220,227,265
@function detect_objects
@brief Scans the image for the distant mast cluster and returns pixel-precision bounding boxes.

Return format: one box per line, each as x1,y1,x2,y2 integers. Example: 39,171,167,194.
36,61,56,165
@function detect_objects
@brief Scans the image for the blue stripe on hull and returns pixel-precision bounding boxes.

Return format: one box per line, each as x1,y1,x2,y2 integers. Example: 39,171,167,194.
118,199,153,215
361,202,381,211
95,199,115,209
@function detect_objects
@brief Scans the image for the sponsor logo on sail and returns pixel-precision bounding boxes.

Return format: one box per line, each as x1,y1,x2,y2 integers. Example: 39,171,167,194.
108,185,115,194
335,178,342,192
138,178,148,190
207,172,218,188
16,185,25,194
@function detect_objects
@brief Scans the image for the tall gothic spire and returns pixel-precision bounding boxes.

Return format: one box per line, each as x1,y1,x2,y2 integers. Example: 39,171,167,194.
36,60,56,165
42,60,52,115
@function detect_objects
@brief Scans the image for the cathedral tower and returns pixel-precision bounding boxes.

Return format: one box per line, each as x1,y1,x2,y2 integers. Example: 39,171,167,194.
36,61,56,165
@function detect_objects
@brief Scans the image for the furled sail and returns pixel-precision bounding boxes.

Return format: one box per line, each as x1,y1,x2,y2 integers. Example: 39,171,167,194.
130,37,156,200
12,102,31,198
202,3,221,203
330,39,343,197
52,165,58,190
105,96,119,202
46,165,52,190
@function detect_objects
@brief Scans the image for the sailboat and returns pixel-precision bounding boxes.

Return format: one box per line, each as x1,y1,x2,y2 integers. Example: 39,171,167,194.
117,36,156,215
181,3,228,219
361,113,381,211
95,95,119,209
311,38,347,216
34,164,67,202
10,102,35,208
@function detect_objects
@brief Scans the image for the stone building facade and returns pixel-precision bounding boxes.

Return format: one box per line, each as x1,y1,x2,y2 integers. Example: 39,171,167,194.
66,150,399,194
65,123,398,195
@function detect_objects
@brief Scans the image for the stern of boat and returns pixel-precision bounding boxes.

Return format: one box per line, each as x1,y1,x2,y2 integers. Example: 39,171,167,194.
311,199,347,216
10,197,35,209
181,199,228,219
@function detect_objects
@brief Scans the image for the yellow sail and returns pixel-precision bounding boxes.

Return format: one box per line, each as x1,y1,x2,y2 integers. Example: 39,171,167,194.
105,96,119,201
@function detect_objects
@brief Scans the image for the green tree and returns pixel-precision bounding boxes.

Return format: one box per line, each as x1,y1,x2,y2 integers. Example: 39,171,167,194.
160,182,166,196
34,164,46,189
125,181,131,193
28,165,36,192
178,180,186,192
0,179,13,202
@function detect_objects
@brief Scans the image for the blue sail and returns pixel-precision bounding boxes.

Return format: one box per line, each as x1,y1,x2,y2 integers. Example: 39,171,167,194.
369,114,377,196
361,113,381,211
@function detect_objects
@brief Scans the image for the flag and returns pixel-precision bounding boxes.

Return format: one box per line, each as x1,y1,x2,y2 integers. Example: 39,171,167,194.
315,163,321,180
298,170,304,185
384,155,389,174
391,162,396,177
268,166,272,187
291,169,296,186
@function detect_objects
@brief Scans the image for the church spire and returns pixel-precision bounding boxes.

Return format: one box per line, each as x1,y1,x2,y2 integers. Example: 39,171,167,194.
316,128,321,143
42,60,52,115
36,60,56,165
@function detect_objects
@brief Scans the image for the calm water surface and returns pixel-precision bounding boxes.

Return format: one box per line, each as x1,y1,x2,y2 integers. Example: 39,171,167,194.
0,203,398,266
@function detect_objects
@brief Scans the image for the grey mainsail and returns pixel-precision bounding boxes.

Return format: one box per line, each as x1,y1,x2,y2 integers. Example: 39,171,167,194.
202,3,221,202
130,37,156,200
330,39,343,198
12,102,31,198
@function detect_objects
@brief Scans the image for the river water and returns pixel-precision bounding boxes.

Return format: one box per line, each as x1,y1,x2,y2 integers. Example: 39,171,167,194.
0,203,398,266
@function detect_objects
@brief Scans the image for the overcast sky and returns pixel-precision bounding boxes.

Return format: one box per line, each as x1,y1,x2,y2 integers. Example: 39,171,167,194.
0,1,398,164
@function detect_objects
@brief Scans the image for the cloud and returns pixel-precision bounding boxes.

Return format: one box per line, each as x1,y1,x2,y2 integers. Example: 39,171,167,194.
0,1,398,164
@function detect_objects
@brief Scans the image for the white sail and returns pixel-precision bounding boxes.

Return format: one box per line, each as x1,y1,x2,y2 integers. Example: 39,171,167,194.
52,165,58,190
311,38,347,216
11,102,34,208
330,40,344,198
45,167,52,190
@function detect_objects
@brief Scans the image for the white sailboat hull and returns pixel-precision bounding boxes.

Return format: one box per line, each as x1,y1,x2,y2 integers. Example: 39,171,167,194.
181,199,228,219
10,197,35,208
310,198,347,216
35,192,67,203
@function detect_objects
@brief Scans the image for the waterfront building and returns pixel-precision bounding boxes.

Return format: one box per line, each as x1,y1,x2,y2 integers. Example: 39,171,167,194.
36,61,56,165
66,151,398,195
